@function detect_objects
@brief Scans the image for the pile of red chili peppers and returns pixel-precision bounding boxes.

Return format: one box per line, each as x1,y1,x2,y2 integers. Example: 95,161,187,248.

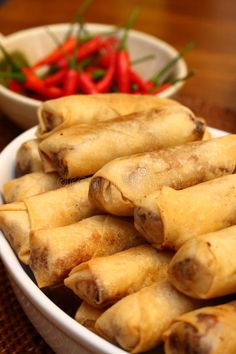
0,5,195,101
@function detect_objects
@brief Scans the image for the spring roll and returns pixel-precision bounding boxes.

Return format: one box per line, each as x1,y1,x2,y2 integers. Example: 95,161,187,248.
30,215,144,288
2,172,61,203
95,280,200,353
37,93,180,139
0,206,30,264
168,225,236,299
75,302,104,332
163,301,236,354
134,174,236,250
202,127,212,140
0,178,96,264
89,134,236,216
39,106,204,178
65,245,172,308
16,139,43,176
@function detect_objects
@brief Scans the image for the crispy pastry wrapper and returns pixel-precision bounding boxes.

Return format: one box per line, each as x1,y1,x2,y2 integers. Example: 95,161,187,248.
65,245,172,308
16,139,43,176
0,178,96,264
2,172,60,203
134,174,236,250
95,280,201,353
168,225,236,299
75,302,104,333
39,106,204,178
37,93,179,139
0,205,29,264
163,301,236,354
89,134,236,216
30,215,144,288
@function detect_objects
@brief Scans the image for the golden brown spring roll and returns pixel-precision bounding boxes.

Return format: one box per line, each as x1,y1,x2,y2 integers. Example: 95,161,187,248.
39,106,204,178
134,174,236,250
16,139,43,176
0,178,96,264
168,225,236,299
95,280,200,353
89,134,236,216
75,302,104,332
163,301,236,354
37,93,180,139
2,172,61,203
202,127,212,140
30,215,144,288
0,206,30,264
65,245,172,308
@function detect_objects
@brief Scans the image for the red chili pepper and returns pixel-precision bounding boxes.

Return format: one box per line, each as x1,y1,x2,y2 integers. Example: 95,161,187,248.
21,67,45,91
145,80,155,91
96,44,116,93
63,68,78,96
150,83,171,94
8,79,23,93
77,35,105,61
21,68,63,99
116,9,139,93
56,56,69,69
77,71,98,94
130,70,147,93
44,69,67,86
41,86,63,99
116,50,130,93
33,37,77,68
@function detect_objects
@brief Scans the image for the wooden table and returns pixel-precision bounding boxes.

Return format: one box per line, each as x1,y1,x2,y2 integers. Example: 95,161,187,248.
0,1,236,353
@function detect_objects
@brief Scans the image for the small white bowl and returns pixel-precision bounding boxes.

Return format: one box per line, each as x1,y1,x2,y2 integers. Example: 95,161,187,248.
0,126,227,354
0,23,187,129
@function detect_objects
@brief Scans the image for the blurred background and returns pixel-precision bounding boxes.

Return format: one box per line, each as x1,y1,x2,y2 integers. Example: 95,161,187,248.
0,0,236,110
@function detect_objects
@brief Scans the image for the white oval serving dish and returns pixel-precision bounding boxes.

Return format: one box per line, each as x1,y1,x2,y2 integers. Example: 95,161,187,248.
0,126,226,353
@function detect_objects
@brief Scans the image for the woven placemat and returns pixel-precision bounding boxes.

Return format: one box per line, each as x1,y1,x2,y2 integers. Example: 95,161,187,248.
0,259,54,354
0,95,235,354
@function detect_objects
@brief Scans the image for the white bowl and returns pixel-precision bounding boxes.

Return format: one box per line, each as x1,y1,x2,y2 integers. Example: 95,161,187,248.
0,126,227,354
0,23,187,129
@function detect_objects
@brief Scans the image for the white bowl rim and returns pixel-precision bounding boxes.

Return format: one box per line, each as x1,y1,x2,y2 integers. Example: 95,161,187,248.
0,126,227,354
0,22,187,105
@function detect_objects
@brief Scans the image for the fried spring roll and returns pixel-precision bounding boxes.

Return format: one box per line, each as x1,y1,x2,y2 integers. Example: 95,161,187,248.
2,172,61,203
0,206,30,264
75,302,104,332
39,106,204,178
168,225,236,299
202,127,212,140
0,178,96,264
65,245,172,308
89,134,236,216
134,174,236,250
95,280,200,353
16,139,43,176
30,215,144,288
163,301,236,354
37,93,179,139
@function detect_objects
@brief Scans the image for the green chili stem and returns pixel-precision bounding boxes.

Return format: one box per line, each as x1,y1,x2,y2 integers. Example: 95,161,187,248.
119,8,139,50
131,54,155,66
151,41,195,85
171,69,196,84
92,69,105,80
0,43,21,71
0,71,25,82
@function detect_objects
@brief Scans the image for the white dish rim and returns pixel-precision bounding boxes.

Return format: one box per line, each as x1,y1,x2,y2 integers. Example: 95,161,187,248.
0,126,227,354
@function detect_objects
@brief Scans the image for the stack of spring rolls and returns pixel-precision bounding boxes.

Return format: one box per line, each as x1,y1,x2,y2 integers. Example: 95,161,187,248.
1,93,236,354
